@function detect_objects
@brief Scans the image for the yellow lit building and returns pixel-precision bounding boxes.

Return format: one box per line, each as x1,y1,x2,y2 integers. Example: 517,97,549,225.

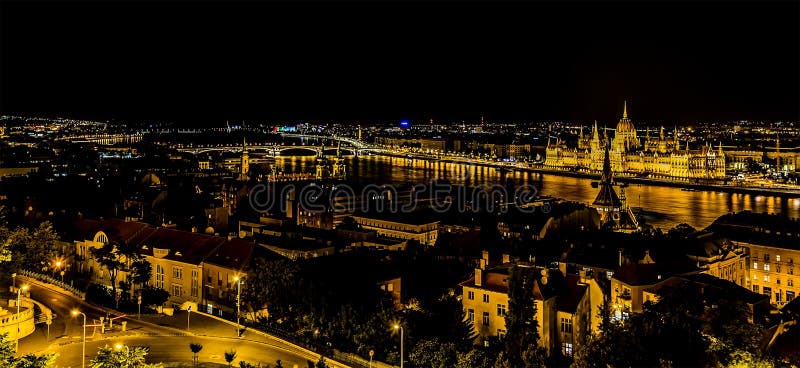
460,252,604,358
744,242,799,307
545,102,726,180
351,213,439,246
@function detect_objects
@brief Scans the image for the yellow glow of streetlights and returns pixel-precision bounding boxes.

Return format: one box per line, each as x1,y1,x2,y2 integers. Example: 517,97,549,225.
55,261,62,268
21,285,29,292
393,324,399,330
115,343,123,350
233,275,240,282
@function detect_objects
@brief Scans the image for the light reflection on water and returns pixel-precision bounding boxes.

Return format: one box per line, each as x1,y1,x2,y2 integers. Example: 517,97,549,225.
276,155,800,230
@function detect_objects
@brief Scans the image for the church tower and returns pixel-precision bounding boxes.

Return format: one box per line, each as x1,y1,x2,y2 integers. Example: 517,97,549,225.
592,142,639,231
239,137,250,181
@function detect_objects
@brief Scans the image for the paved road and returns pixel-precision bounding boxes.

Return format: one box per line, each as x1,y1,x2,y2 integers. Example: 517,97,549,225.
50,335,314,368
17,279,332,368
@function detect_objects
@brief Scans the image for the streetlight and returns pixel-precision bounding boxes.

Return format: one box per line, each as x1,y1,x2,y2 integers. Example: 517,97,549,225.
233,275,243,336
114,342,130,355
393,324,404,368
16,285,29,352
72,310,87,368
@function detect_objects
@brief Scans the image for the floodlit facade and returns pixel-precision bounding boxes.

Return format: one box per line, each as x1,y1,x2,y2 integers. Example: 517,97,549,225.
545,102,726,180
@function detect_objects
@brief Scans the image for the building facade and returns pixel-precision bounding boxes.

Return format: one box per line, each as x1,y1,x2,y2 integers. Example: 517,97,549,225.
545,102,726,180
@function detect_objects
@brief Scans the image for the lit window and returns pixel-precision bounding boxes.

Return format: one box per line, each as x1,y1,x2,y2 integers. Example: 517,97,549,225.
754,262,758,269
777,255,781,262
752,285,759,293
764,264,770,272
482,312,489,326
467,291,475,300
764,275,770,282
789,279,794,287
483,294,489,303
562,343,574,357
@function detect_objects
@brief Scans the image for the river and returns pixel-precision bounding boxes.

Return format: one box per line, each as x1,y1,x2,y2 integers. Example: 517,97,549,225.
274,154,800,231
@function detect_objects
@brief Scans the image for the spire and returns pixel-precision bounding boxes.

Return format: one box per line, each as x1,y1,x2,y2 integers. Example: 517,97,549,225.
674,125,678,143
660,126,665,140
718,142,723,155
242,137,248,153
592,120,599,139
601,140,612,184
579,126,584,140
623,100,628,119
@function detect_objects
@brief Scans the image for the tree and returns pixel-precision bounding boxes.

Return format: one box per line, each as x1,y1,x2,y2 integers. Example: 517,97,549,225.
503,265,545,367
242,257,300,321
315,356,328,368
140,286,169,308
0,332,57,368
90,241,125,295
408,338,458,368
455,348,494,368
89,345,162,368
224,350,237,367
189,343,202,368
128,257,152,296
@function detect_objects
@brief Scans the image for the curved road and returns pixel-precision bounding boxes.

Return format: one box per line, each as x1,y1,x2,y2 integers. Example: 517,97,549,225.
17,279,333,368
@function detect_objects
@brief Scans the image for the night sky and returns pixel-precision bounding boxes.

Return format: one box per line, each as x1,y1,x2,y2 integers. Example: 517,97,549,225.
1,1,798,125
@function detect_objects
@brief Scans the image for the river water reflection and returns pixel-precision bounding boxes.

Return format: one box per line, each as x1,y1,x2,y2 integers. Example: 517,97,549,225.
276,155,800,230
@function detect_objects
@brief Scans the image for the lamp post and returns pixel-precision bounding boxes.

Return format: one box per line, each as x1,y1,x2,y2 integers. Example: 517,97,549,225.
72,310,87,368
16,285,29,352
393,324,403,368
187,305,192,331
233,275,242,336
11,273,16,289
114,343,130,355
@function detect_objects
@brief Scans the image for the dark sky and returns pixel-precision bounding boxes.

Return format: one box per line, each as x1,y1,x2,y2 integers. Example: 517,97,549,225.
1,1,798,125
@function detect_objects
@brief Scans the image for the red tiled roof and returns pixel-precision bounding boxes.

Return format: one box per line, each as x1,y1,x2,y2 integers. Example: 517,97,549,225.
139,228,226,265
72,218,154,246
205,238,255,271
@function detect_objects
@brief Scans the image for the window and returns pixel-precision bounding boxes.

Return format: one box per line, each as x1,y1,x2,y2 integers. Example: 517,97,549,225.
763,286,772,298
467,291,475,300
191,270,198,298
777,265,782,273
753,262,758,270
467,309,475,322
788,291,796,302
764,275,770,282
497,304,506,316
172,284,183,296
764,264,770,272
173,267,183,279
777,279,781,285
560,317,573,334
789,267,795,275
789,279,794,287
483,294,489,303
155,265,165,289
764,254,770,262
776,255,781,262
776,292,782,302
752,285,759,293
562,343,574,357
497,329,506,338
482,312,490,326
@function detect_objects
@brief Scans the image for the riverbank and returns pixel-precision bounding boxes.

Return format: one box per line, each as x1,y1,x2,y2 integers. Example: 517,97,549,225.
372,151,800,197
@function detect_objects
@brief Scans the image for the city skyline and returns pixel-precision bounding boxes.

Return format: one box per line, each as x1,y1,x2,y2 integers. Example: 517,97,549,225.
1,1,798,124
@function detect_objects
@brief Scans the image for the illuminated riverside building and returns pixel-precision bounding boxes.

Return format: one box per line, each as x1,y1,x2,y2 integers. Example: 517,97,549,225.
544,102,726,180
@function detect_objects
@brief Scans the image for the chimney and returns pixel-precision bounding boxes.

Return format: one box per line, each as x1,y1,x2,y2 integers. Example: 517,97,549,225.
482,250,490,265
479,258,487,270
618,249,624,268
502,253,511,264
191,226,197,233
475,268,483,287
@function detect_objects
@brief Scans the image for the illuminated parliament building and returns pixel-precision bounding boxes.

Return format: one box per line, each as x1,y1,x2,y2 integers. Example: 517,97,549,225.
544,102,726,180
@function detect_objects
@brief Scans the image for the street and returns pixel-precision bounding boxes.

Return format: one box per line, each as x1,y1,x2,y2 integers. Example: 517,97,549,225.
17,279,331,368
